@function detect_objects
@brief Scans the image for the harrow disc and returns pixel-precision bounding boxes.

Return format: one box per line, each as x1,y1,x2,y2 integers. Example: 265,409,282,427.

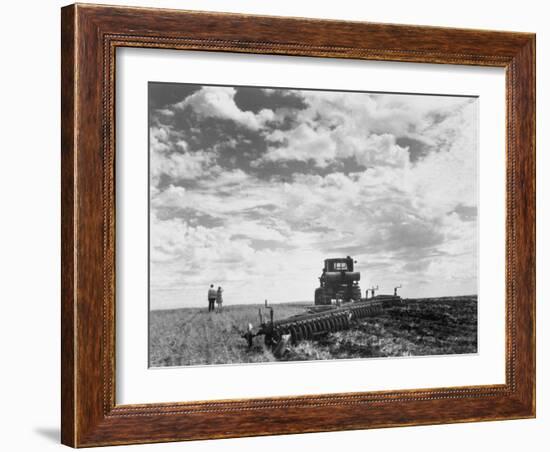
297,324,305,341
304,322,313,339
289,325,298,344
328,316,337,332
298,323,307,341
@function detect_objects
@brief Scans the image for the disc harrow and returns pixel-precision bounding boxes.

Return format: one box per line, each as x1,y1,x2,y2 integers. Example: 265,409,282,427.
242,297,401,354
239,255,403,355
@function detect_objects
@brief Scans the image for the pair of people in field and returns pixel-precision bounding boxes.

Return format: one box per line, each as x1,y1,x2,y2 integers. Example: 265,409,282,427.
207,284,223,312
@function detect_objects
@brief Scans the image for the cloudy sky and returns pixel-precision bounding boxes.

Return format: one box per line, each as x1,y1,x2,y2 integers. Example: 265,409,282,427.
149,83,478,310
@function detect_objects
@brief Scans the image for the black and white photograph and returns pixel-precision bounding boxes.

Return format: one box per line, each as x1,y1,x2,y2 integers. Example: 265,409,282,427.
148,82,479,367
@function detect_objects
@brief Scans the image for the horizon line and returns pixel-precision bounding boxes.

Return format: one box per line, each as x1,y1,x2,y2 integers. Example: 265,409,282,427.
150,294,478,312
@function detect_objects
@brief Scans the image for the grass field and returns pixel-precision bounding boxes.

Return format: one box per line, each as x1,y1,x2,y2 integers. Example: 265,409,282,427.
149,296,477,367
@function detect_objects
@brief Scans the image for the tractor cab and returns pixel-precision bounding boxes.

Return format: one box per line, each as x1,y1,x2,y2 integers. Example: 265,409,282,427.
324,256,355,273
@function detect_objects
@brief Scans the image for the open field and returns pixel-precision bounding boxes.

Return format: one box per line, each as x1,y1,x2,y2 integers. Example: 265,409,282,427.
149,296,477,367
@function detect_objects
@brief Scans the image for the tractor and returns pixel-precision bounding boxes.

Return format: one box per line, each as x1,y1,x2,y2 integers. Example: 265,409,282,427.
314,256,362,305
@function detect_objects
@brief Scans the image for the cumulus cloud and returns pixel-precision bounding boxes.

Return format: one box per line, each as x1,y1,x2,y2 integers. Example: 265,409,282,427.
150,125,172,154
174,86,275,130
155,108,175,117
149,124,219,186
255,90,473,170
151,150,216,183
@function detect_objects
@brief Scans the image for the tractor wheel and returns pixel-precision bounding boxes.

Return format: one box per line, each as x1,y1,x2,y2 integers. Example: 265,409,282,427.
351,285,362,301
315,288,327,305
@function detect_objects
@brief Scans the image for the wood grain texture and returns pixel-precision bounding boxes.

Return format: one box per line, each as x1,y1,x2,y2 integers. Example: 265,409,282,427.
60,5,76,447
60,3,536,447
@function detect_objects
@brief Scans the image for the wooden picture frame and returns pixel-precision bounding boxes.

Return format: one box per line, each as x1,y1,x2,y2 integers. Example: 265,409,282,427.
61,3,535,447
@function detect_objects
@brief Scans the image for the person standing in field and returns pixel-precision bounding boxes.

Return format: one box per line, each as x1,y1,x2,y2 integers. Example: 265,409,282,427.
216,286,224,313
207,284,217,312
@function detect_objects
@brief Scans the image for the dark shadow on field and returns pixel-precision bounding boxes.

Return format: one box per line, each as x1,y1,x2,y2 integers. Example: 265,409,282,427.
282,296,478,362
